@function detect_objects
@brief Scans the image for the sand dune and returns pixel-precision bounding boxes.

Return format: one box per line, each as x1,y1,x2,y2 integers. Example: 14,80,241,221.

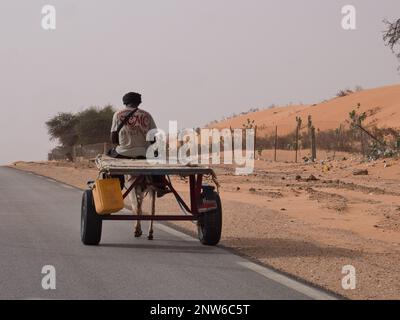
210,84,400,135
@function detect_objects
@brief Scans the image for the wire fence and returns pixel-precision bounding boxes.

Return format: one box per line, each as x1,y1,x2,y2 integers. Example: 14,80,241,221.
253,121,400,162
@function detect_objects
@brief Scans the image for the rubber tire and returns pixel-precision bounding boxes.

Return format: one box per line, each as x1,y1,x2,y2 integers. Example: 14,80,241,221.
81,189,102,246
197,191,222,246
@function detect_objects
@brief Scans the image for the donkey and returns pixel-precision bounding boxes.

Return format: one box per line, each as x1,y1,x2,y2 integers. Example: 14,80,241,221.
125,175,156,240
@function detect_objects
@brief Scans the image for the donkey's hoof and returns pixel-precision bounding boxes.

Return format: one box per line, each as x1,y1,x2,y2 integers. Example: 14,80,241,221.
134,230,143,238
148,234,154,240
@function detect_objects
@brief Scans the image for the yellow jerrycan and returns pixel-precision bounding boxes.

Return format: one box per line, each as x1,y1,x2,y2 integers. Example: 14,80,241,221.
92,178,124,215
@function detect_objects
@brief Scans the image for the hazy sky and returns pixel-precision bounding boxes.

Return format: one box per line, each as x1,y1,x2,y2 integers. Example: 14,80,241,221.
0,0,399,164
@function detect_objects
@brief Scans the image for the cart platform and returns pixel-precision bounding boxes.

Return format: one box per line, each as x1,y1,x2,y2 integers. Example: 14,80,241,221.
95,155,216,176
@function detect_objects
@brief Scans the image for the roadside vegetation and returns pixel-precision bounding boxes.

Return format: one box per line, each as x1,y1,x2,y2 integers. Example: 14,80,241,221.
46,105,115,161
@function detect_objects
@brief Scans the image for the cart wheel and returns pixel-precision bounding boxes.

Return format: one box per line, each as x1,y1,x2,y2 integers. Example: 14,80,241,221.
197,188,222,246
81,189,102,246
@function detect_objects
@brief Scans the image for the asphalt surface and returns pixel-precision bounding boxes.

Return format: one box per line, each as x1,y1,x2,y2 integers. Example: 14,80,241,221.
0,167,335,300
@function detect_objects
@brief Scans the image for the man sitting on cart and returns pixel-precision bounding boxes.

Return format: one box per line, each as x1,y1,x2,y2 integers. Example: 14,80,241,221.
109,92,156,160
108,92,168,196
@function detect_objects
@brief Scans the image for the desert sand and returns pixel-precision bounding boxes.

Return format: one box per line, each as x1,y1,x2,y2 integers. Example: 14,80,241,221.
210,84,400,134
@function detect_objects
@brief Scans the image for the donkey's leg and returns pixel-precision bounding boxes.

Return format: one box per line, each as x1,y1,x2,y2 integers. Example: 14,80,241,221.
148,189,156,240
134,190,143,238
127,176,143,238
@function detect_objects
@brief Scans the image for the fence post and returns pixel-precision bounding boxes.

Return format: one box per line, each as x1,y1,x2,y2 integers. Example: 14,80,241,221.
274,125,278,162
72,145,76,162
295,126,299,163
295,117,302,163
335,124,343,159
254,125,257,159
230,126,234,156
311,126,316,161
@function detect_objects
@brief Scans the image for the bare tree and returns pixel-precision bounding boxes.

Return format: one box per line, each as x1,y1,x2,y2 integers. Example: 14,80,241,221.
383,18,400,68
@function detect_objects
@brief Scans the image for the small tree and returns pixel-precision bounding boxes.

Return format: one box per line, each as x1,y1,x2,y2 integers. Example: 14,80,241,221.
349,103,367,155
45,112,79,148
349,103,367,129
337,88,354,97
348,103,391,157
242,118,255,130
75,105,115,145
383,18,400,69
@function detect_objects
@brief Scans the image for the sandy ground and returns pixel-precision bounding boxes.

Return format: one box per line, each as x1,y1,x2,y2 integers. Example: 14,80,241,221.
8,156,400,300
211,84,400,133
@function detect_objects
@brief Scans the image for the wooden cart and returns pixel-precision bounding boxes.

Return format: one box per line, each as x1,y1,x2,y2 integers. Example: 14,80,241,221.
81,156,222,246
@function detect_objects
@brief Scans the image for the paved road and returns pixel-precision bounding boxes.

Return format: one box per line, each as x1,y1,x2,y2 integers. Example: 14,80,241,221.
0,167,335,300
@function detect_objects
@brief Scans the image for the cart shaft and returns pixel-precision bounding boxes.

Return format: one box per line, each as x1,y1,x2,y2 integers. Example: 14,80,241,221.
101,215,199,221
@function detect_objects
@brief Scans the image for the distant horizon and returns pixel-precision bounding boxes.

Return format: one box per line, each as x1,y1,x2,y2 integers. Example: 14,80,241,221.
1,0,399,164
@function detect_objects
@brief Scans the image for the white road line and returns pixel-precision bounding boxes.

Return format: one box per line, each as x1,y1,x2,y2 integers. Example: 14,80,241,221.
60,184,75,190
237,261,337,300
27,172,75,189
153,220,337,300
